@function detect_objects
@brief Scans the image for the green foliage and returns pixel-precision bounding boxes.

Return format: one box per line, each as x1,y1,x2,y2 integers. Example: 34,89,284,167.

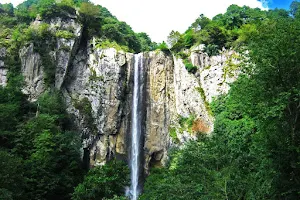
6,0,153,54
24,129,83,200
0,86,84,200
190,14,211,31
167,30,181,48
170,4,269,54
21,23,57,86
156,41,169,52
14,0,76,22
195,86,212,115
38,91,66,115
55,30,75,39
290,0,300,17
169,127,179,143
0,150,25,200
95,39,130,52
183,29,195,48
74,97,96,134
103,196,128,200
176,51,189,59
72,160,129,200
0,80,30,149
137,32,157,51
0,3,14,16
242,16,300,198
78,2,101,36
178,115,195,133
203,44,218,56
223,55,240,78
183,59,197,73
41,3,76,20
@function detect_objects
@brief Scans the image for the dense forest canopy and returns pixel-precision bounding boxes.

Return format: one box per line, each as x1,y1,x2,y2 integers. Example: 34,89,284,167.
0,0,300,199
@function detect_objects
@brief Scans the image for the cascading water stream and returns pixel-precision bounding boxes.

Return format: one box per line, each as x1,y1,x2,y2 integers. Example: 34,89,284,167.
129,53,143,200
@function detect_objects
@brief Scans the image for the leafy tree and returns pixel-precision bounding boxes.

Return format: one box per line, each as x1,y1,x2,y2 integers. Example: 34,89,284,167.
72,160,129,200
290,0,300,17
183,29,195,48
79,2,100,27
167,30,181,48
204,44,219,56
244,17,300,199
137,32,156,51
205,22,228,48
0,150,25,200
156,41,169,52
0,3,14,16
190,14,211,31
24,130,83,200
267,8,289,20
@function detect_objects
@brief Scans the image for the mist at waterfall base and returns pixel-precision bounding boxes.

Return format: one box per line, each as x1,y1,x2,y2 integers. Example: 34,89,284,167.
126,54,143,200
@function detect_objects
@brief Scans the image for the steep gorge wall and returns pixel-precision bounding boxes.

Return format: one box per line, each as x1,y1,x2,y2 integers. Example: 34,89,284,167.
15,16,239,173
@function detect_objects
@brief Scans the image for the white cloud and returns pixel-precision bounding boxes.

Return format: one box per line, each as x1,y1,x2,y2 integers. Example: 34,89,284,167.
2,0,266,42
1,0,23,6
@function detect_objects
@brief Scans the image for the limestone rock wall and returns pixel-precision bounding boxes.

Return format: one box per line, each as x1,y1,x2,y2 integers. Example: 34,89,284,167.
173,56,214,142
18,16,239,171
143,51,176,172
49,17,83,89
20,44,44,100
20,16,82,101
191,49,240,102
62,47,134,166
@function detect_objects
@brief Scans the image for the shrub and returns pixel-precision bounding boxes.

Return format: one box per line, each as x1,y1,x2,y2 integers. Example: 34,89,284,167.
195,86,212,115
95,39,130,52
183,29,195,48
176,51,189,59
72,160,129,200
183,59,197,73
157,41,169,52
169,127,179,143
204,44,219,56
55,30,75,39
178,115,196,133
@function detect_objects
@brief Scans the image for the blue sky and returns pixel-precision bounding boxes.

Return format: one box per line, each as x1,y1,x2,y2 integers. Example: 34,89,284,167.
264,0,294,9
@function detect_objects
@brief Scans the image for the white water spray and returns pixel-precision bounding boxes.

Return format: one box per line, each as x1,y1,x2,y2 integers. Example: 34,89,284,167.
130,54,143,200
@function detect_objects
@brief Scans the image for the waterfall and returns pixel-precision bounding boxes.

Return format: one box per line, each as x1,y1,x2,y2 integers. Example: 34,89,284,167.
129,53,143,200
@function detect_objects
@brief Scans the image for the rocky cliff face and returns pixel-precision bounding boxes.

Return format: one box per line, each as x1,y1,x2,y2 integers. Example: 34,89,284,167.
191,49,239,102
143,51,176,172
20,16,82,101
62,47,134,166
18,17,239,172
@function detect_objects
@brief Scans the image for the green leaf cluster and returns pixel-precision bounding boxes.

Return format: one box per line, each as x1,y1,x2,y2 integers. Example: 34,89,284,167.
168,4,278,55
72,160,129,200
0,88,84,200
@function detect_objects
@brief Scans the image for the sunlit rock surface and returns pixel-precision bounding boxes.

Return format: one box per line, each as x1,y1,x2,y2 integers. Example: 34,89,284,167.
20,17,239,171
